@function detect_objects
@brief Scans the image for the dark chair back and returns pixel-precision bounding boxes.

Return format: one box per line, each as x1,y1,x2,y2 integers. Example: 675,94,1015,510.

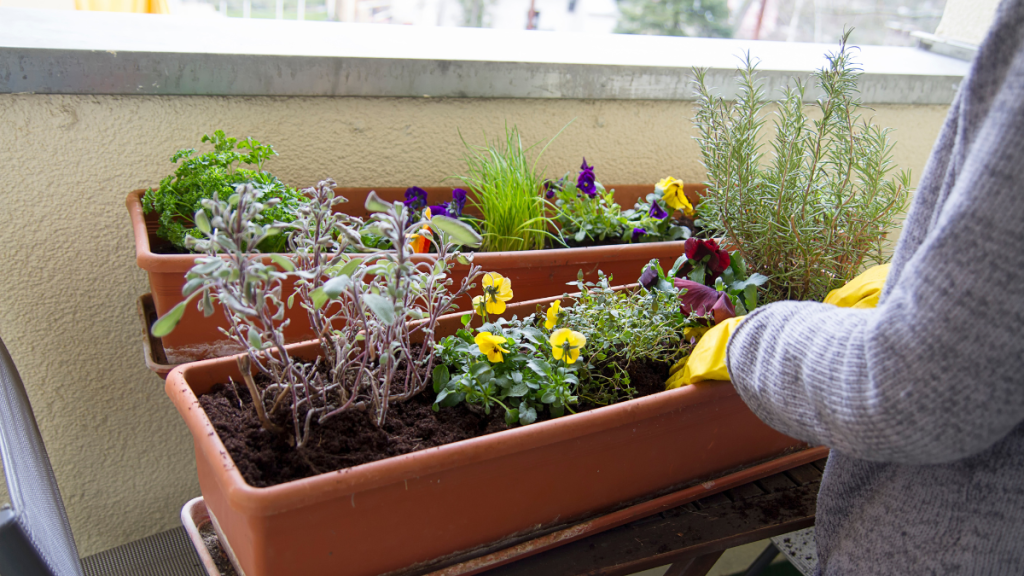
0,338,82,576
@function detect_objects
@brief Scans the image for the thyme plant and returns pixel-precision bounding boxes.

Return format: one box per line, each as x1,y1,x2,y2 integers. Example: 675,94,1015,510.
153,181,483,447
692,32,911,303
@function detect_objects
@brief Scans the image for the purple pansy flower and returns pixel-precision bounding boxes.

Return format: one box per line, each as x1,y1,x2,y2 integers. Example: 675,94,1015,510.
631,227,647,242
403,186,427,210
451,188,467,217
543,180,557,199
577,158,597,198
429,203,449,218
649,202,669,219
638,265,659,289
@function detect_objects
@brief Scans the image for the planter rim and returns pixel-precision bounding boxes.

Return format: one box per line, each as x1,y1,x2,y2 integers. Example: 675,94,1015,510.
128,188,692,274
166,306,732,518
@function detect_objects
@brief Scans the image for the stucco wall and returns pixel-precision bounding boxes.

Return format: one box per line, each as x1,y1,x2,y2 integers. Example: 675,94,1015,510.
0,93,949,555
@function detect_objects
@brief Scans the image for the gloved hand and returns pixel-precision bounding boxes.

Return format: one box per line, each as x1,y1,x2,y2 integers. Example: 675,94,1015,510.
665,264,891,389
666,316,743,389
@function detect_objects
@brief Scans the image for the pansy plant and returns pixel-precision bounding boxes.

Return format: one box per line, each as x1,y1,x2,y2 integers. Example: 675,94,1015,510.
549,158,626,245
433,275,582,425
620,177,694,244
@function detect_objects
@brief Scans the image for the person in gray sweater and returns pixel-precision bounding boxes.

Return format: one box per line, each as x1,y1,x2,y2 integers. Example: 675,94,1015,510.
725,1,1024,573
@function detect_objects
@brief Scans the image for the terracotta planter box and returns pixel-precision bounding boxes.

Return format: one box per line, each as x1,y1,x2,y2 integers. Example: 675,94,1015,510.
166,295,804,576
128,184,703,364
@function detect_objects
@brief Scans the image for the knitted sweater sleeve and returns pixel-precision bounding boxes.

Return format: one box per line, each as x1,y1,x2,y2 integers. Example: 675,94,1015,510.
726,26,1024,466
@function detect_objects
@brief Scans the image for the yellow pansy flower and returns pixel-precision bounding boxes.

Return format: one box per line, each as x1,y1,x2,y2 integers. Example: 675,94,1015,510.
656,177,694,217
550,328,586,364
545,299,561,330
472,295,486,315
481,272,513,315
475,331,509,363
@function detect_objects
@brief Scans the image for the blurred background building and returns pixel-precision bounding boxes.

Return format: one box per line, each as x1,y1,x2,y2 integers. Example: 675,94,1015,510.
1,0,946,43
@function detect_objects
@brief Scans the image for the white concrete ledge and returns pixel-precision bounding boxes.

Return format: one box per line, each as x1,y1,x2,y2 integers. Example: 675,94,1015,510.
0,7,970,103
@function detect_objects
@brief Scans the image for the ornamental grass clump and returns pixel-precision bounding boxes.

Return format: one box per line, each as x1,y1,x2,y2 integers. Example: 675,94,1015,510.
457,126,554,252
153,180,483,447
692,32,911,303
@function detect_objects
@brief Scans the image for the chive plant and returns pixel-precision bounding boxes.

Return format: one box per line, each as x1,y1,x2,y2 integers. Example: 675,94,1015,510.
457,126,554,252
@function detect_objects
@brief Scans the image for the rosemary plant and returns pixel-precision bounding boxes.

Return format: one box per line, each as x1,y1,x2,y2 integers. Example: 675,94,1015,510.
153,181,483,447
692,32,911,303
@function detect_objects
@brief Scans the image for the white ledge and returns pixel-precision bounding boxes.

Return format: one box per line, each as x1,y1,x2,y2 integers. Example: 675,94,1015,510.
0,7,970,103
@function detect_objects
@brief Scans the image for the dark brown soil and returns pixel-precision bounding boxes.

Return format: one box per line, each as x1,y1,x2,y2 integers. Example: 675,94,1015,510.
200,356,673,488
198,521,238,576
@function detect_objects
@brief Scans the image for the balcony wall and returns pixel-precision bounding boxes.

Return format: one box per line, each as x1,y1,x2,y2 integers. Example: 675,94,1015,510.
0,7,966,556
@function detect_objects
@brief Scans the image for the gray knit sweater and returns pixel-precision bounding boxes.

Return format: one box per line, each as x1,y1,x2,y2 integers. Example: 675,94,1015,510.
726,2,1024,574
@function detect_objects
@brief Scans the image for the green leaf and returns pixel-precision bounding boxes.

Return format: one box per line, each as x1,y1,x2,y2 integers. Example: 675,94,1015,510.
248,330,263,350
688,263,706,285
460,313,472,327
152,300,187,338
363,293,396,324
430,215,483,248
730,252,748,279
434,388,450,405
364,190,391,213
504,408,520,425
269,254,295,272
574,229,586,242
287,292,296,309
194,209,211,234
519,403,538,425
509,382,529,397
331,258,361,278
432,365,450,392
456,253,472,266
202,291,214,317
182,277,205,297
323,275,352,298
541,391,557,404
744,284,758,311
310,287,328,310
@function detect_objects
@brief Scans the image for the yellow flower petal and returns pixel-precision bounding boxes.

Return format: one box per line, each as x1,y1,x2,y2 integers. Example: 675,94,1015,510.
475,331,509,363
485,299,506,315
550,328,585,364
545,299,561,330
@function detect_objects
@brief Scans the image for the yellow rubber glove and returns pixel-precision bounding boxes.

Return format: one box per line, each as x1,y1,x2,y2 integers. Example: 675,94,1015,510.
823,263,890,309
666,264,891,390
666,316,744,389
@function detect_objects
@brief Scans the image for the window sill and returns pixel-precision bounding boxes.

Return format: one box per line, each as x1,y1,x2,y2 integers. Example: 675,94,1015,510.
0,7,969,103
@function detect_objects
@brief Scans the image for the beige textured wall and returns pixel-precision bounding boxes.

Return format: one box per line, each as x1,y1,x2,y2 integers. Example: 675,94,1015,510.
934,0,1001,46
0,94,948,555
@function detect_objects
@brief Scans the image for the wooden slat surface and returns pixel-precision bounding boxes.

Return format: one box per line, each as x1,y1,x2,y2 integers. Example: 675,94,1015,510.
485,465,823,576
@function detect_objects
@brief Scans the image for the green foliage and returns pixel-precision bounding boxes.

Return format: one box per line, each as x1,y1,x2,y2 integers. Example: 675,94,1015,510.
434,319,579,425
550,179,691,245
615,0,731,38
434,273,693,424
549,178,625,244
692,33,912,303
620,192,692,243
142,130,305,252
555,274,690,405
457,126,555,252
